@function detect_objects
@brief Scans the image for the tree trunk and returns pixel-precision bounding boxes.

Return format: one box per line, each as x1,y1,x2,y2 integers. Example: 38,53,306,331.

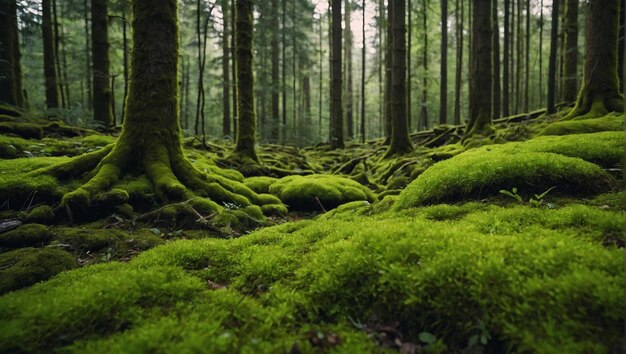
562,0,579,102
345,0,354,140
466,0,493,137
492,0,501,119
231,0,237,137
0,0,24,108
524,0,530,112
503,0,510,116
121,5,129,123
419,0,429,130
268,0,279,142
379,0,384,135
547,0,560,114
330,0,344,149
565,0,623,118
384,0,393,142
361,0,366,143
453,0,464,125
281,0,287,143
538,0,544,107
440,0,448,125
52,0,65,109
407,0,412,130
42,0,61,111
222,0,231,137
319,15,324,141
91,0,113,129
384,0,413,157
515,0,521,114
83,0,92,111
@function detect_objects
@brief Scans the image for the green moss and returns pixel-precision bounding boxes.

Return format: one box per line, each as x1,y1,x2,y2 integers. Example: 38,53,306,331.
396,150,614,208
540,112,624,135
24,205,54,224
0,247,77,294
51,227,164,254
269,174,375,211
0,201,621,352
0,224,50,248
0,122,43,139
243,176,278,194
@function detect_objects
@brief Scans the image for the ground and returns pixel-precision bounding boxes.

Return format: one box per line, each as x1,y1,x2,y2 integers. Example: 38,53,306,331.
0,107,623,353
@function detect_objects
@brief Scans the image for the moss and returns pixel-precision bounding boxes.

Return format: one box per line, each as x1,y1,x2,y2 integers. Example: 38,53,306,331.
0,122,43,139
396,150,614,208
52,227,164,254
0,202,621,352
0,224,50,248
0,247,77,294
540,112,624,135
243,176,278,194
269,174,375,211
24,205,54,224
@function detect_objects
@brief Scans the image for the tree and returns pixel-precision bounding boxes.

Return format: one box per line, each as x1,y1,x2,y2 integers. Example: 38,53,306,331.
384,0,393,141
419,0,429,130
384,0,413,157
330,0,344,149
547,0,559,114
360,0,366,143
0,0,24,108
55,0,274,214
345,0,354,139
502,0,510,116
91,0,114,129
270,0,280,143
492,0,501,118
83,0,92,111
42,0,61,111
565,0,623,118
453,0,464,125
222,0,231,137
440,0,448,125
465,0,493,137
562,0,579,102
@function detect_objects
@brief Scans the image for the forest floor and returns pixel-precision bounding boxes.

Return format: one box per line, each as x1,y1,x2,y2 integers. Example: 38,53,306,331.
0,107,624,353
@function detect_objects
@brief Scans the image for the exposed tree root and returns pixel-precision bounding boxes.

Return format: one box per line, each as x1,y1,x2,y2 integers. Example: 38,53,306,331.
563,94,624,120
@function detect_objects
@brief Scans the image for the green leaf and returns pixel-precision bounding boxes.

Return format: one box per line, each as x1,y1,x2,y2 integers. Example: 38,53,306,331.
419,332,437,344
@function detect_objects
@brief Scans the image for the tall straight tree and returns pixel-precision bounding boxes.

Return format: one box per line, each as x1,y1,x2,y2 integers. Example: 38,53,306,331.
384,0,413,157
384,0,393,141
360,0,366,143
281,0,287,143
83,0,92,110
0,0,24,108
466,0,493,137
440,0,448,125
42,0,61,110
538,0,544,106
222,0,231,137
453,0,464,125
565,0,623,118
502,0,510,116
562,0,579,102
270,0,280,142
231,0,259,161
419,0,428,129
330,0,344,149
547,0,560,113
492,0,501,118
91,0,114,129
345,0,354,139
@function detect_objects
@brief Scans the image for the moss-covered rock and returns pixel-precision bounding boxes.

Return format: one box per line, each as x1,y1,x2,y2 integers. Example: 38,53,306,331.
0,122,44,139
0,247,77,294
540,112,624,135
0,224,50,248
396,150,614,208
24,205,54,224
269,174,375,211
243,176,278,194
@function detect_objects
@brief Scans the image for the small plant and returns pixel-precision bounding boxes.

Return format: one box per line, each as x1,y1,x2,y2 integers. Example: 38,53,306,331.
499,186,556,208
467,320,492,349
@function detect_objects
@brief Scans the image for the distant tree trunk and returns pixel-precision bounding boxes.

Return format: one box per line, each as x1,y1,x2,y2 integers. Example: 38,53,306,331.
231,0,237,137
453,0,464,125
524,0,530,112
232,0,259,161
407,0,412,130
183,56,190,129
515,0,521,114
440,0,448,124
91,0,113,129
384,0,393,142
547,0,560,114
345,0,354,139
59,0,72,108
281,0,287,143
538,0,544,107
378,0,384,135
270,0,280,142
0,0,24,107
562,0,579,102
619,1,624,92
42,0,61,111
52,0,65,109
222,0,231,137
319,16,323,140
83,0,92,110
195,0,203,137
466,0,493,137
503,0,510,116
492,0,501,118
330,0,344,149
302,74,312,144
385,0,413,157
565,0,623,118
121,5,129,123
419,0,428,129
361,0,366,143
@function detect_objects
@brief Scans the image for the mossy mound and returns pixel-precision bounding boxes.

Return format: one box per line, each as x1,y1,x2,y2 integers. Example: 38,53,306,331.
24,205,54,224
540,112,624,135
396,150,614,208
0,224,50,248
52,227,164,255
0,247,77,294
269,174,375,211
0,202,621,352
0,122,43,139
243,176,278,194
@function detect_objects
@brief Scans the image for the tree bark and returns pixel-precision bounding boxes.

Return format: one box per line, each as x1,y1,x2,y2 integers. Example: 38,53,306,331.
91,0,114,129
345,0,354,139
330,0,344,149
503,0,510,116
222,0,231,137
547,0,560,114
466,0,493,137
384,0,393,142
538,0,544,107
562,0,579,102
0,0,24,107
440,0,448,124
453,0,464,125
361,0,366,143
231,0,237,137
492,0,501,118
42,0,61,111
419,0,429,130
384,0,413,157
83,0,92,110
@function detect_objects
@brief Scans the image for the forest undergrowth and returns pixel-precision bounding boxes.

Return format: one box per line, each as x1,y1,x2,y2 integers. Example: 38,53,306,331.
0,107,624,353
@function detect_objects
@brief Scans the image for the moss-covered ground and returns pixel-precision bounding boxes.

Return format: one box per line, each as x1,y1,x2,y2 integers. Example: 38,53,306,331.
0,109,623,353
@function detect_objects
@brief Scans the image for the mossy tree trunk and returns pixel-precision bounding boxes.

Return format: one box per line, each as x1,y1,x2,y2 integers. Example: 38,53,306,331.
439,0,447,125
91,0,114,129
565,0,624,119
42,0,61,110
221,0,231,138
465,0,493,137
384,0,413,158
231,0,259,163
562,0,579,103
330,0,344,149
383,0,393,142
547,0,559,114
0,0,23,108
270,0,280,143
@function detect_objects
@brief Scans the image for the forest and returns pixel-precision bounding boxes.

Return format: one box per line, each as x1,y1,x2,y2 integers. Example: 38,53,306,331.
0,0,624,352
